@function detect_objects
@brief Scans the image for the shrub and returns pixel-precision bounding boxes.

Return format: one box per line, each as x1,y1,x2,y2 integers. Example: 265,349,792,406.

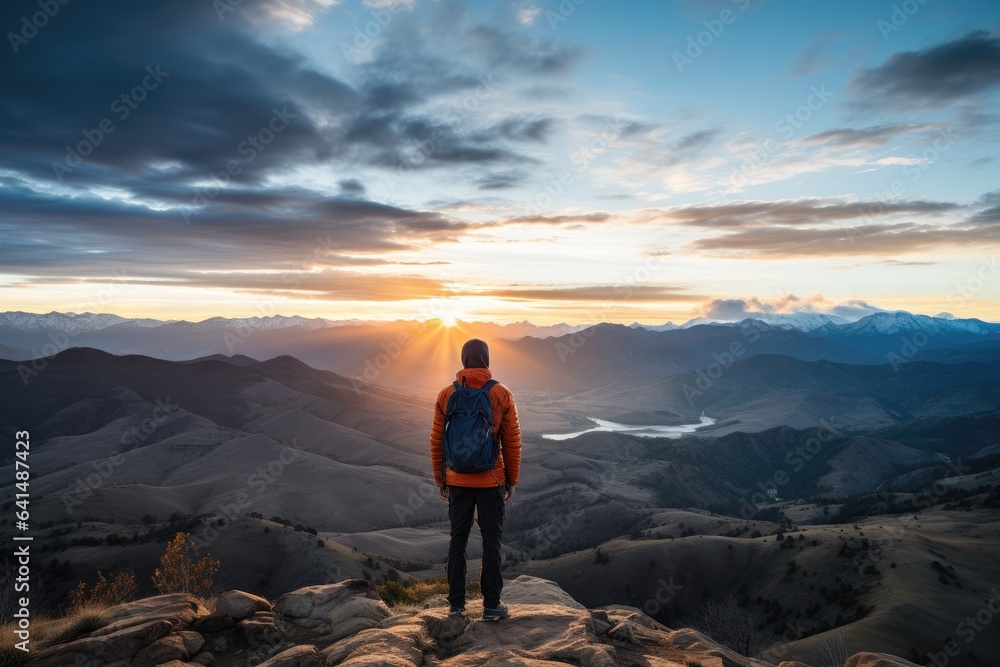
151,532,220,597
67,569,138,611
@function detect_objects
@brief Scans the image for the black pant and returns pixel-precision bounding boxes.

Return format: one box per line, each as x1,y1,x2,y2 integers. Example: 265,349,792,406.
447,485,505,609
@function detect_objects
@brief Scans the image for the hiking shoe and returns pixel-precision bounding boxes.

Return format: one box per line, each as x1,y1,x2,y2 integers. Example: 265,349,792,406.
449,605,466,615
482,602,509,621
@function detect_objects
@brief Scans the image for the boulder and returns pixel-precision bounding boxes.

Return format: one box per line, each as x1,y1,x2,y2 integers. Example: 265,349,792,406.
274,579,390,644
239,611,286,650
274,579,380,620
668,628,773,667
176,630,206,655
503,575,586,609
131,634,190,667
777,661,815,667
322,627,423,666
92,594,208,636
216,590,272,620
191,651,215,665
191,611,236,633
30,619,173,666
257,644,323,667
846,653,922,667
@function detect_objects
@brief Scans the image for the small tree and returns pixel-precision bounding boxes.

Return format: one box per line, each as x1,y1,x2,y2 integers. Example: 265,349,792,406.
696,594,765,657
151,532,220,597
67,568,138,610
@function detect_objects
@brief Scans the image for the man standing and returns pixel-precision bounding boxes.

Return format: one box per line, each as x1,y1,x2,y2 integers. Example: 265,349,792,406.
429,338,522,620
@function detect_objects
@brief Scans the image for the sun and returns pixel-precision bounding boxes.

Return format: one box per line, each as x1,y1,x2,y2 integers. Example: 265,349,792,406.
442,313,458,327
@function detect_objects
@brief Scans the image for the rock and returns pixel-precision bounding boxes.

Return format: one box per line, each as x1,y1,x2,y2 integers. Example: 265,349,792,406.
846,653,922,667
206,635,228,653
131,634,191,667
192,611,236,633
216,590,272,620
322,627,423,666
668,628,773,667
91,594,208,637
30,619,173,667
191,651,215,665
176,630,206,656
239,611,286,649
274,579,381,621
777,661,815,667
274,579,390,645
503,575,586,609
421,593,449,609
257,644,322,667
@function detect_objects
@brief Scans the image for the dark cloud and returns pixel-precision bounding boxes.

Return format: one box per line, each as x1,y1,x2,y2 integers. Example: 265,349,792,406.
688,223,998,257
970,189,1000,225
475,171,528,190
850,31,1000,110
660,199,959,228
338,178,367,194
674,128,721,152
798,123,935,148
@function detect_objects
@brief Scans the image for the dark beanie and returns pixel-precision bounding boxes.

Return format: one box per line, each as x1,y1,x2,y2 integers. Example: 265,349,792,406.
461,338,490,369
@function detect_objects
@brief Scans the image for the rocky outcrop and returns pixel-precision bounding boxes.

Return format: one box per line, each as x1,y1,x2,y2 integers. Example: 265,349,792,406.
24,576,925,667
215,589,272,620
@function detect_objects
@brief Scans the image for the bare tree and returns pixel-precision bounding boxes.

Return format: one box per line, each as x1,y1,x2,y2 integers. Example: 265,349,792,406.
819,632,848,667
695,594,766,657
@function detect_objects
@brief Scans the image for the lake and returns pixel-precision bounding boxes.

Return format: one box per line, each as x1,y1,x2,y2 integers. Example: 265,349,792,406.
542,414,716,441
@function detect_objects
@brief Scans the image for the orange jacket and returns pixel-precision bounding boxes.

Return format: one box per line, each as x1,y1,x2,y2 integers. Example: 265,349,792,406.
430,367,522,488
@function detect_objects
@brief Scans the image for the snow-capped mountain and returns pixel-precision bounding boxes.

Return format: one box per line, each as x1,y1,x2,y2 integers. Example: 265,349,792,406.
629,321,680,332
814,311,1000,337
0,311,168,333
677,313,848,331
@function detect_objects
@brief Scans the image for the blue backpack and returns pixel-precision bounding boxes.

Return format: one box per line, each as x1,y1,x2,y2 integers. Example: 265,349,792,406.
443,379,499,473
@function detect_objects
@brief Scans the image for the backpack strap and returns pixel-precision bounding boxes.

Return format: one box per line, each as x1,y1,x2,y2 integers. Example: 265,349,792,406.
481,379,498,392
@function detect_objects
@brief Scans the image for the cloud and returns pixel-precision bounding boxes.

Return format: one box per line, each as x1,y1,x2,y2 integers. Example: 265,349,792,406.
969,189,1000,225
674,128,722,152
849,31,1000,110
338,178,367,194
796,123,936,148
659,198,959,229
475,171,528,190
691,295,888,321
687,223,998,258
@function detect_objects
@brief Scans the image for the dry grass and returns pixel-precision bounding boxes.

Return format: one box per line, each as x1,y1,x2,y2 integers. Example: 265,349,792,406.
0,604,110,665
377,577,482,607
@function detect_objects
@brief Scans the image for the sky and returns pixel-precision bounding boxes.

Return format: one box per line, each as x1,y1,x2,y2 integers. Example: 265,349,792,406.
1,0,998,325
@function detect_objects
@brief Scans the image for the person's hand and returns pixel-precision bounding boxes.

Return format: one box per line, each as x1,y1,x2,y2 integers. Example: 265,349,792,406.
439,485,449,501
503,484,515,502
